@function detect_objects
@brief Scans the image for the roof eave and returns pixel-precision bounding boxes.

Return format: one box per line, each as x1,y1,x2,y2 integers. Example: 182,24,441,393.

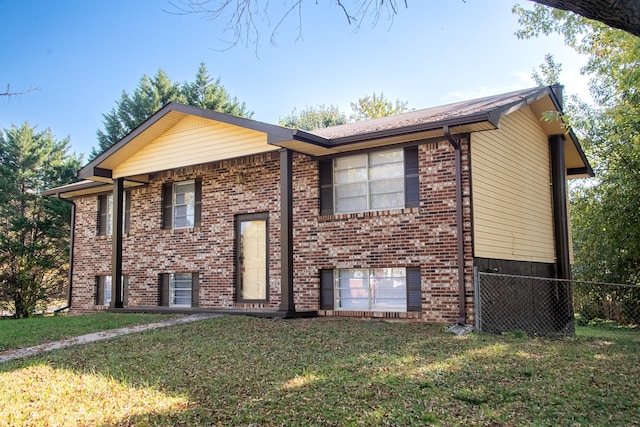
567,127,595,177
327,113,494,147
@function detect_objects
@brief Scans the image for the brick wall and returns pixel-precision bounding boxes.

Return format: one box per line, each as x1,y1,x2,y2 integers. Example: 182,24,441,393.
71,152,283,312
70,139,474,323
292,139,474,323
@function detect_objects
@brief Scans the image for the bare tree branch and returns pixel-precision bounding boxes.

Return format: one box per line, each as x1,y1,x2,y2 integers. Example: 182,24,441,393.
1,84,40,97
166,0,407,48
167,0,640,47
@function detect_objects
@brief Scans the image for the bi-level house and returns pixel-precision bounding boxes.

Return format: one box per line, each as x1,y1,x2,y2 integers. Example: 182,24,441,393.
45,85,592,325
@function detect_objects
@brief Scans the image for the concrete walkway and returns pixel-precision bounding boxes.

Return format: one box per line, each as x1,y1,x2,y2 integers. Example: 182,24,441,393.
0,313,220,364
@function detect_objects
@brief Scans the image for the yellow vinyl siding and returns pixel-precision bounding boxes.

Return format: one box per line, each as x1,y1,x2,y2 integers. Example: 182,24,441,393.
471,106,556,263
113,116,275,178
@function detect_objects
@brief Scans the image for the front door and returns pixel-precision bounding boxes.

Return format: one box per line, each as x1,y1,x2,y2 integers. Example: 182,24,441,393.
236,213,268,302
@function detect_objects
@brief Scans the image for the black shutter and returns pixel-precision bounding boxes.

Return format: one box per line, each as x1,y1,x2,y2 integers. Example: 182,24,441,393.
320,269,334,310
122,275,129,306
95,276,104,306
404,146,420,208
319,160,334,215
98,195,108,235
123,191,131,234
194,178,202,227
406,267,422,312
159,274,170,306
191,272,200,307
162,183,173,230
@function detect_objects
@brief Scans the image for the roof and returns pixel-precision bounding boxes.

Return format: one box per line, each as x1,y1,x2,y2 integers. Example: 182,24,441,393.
309,86,547,141
46,85,593,197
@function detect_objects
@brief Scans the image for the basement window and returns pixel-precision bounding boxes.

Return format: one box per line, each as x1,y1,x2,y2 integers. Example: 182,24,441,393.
335,268,407,311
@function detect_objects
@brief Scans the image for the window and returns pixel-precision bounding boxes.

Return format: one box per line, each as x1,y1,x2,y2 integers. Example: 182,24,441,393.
335,150,404,213
159,273,199,307
95,275,127,306
320,267,422,312
163,179,202,229
336,268,407,311
170,273,193,307
173,181,195,228
320,146,419,215
104,194,114,236
97,192,130,235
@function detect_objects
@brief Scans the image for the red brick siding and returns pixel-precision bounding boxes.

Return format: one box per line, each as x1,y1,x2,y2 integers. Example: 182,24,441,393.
70,140,474,323
71,152,283,312
292,139,474,322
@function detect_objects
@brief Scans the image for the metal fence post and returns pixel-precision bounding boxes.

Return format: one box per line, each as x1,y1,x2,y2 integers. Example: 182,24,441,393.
474,267,481,333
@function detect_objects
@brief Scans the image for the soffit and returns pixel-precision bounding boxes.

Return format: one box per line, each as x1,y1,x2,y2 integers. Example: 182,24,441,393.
99,110,189,170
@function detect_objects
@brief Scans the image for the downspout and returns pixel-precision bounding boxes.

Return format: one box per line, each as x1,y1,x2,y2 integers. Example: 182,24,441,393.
54,196,76,314
443,126,467,325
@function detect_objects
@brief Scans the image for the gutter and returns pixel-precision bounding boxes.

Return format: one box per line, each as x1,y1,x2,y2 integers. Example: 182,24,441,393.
54,195,76,314
443,126,467,325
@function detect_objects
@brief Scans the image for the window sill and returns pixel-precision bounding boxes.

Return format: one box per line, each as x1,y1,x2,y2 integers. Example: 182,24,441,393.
162,227,201,234
319,207,420,222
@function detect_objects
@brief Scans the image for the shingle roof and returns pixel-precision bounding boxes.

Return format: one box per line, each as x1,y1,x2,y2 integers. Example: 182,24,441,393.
307,86,549,142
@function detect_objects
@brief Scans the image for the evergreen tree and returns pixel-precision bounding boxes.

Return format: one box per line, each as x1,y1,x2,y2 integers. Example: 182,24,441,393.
92,65,252,159
184,62,251,117
0,124,81,318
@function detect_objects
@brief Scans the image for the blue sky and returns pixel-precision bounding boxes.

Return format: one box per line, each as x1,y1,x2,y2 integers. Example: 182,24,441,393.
1,0,589,158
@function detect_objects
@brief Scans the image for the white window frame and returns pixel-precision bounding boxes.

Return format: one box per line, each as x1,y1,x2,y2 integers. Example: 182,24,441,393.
103,275,112,306
105,193,127,236
105,194,114,236
172,180,195,229
101,275,124,306
334,268,407,312
333,148,405,214
170,273,193,307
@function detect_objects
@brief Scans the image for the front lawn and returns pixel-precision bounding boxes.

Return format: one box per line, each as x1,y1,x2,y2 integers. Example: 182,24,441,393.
0,312,181,351
1,316,638,426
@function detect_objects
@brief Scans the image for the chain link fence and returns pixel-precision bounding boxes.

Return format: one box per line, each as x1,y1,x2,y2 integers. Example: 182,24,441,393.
474,271,575,336
474,271,640,336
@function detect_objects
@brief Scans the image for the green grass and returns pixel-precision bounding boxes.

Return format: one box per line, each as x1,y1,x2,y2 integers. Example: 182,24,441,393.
0,312,181,351
1,316,639,426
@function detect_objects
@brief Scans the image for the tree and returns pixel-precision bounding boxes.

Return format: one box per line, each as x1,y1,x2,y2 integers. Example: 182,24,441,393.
516,4,640,287
93,70,185,158
279,105,347,130
184,62,251,117
92,64,252,159
531,0,640,38
0,124,82,318
350,92,411,121
531,53,562,86
169,0,640,46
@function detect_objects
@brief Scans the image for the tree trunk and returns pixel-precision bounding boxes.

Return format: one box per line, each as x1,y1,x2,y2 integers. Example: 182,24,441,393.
13,290,28,319
533,0,640,37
